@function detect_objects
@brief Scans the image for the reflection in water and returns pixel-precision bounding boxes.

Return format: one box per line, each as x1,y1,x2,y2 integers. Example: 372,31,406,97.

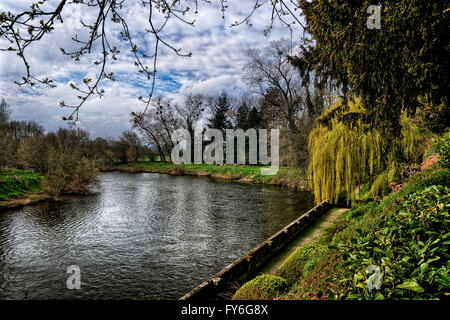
0,172,314,299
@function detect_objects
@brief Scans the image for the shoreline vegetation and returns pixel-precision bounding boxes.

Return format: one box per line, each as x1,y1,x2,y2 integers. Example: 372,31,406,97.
232,166,450,300
0,170,50,212
0,162,309,212
108,162,309,190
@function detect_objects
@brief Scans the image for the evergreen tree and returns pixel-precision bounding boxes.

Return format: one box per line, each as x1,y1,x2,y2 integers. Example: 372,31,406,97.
294,0,449,135
126,145,138,163
235,101,250,129
207,91,231,131
246,107,262,129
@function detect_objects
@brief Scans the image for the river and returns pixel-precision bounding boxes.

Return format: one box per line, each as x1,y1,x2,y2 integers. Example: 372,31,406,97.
0,172,314,299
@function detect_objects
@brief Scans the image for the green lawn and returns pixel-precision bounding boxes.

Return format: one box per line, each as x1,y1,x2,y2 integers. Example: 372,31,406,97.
117,161,307,186
0,169,45,201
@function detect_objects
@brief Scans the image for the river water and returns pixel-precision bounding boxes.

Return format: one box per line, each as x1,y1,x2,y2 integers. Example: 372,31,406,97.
0,172,314,299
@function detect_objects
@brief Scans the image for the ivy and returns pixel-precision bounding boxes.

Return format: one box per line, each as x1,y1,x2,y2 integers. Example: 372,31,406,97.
434,130,450,169
337,185,450,299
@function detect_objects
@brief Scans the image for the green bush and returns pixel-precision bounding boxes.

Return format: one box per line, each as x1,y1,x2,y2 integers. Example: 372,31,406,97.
282,169,450,299
330,169,449,246
46,150,99,197
338,184,450,299
232,275,288,300
276,243,328,284
434,130,450,168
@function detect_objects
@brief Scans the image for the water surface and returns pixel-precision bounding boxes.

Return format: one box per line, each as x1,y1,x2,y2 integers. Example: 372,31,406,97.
0,172,314,299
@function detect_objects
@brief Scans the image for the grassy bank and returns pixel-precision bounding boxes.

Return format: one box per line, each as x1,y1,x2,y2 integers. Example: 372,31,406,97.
1,162,307,211
233,167,450,300
0,169,50,211
112,162,308,190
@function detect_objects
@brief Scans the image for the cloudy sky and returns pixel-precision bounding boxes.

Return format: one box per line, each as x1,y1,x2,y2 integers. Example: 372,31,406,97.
0,1,304,138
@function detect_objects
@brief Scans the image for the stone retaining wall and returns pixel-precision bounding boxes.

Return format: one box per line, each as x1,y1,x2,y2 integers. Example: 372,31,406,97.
180,200,331,300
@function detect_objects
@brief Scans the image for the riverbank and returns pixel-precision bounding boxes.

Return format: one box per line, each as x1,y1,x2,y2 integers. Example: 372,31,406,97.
0,170,51,212
0,171,315,299
263,207,349,276
1,163,309,212
232,167,450,300
180,201,331,300
108,162,309,191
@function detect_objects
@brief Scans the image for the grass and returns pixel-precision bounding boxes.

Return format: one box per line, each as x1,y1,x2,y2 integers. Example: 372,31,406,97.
232,274,288,300
115,161,308,189
0,169,45,201
259,207,342,275
232,166,450,300
276,243,328,285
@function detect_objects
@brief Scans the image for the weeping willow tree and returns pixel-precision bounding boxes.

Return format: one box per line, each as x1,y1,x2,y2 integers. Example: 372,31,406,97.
308,97,424,204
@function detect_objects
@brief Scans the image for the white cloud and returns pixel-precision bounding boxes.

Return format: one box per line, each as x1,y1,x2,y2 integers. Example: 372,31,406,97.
179,74,246,97
0,0,304,138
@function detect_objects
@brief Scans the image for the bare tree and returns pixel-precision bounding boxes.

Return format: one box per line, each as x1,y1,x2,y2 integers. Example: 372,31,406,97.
5,120,45,140
244,38,304,131
174,93,204,160
132,112,167,162
0,99,13,167
131,96,182,162
110,130,143,162
0,1,303,125
178,93,204,136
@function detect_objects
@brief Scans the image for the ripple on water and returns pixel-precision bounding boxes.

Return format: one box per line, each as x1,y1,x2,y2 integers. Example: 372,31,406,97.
0,172,314,299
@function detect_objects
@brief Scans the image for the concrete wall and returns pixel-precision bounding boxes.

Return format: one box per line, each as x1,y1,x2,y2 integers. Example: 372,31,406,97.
180,200,331,300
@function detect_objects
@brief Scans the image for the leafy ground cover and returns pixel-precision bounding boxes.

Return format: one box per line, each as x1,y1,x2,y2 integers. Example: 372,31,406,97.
233,167,450,300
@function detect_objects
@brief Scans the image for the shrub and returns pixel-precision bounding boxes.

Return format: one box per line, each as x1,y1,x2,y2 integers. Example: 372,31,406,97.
338,184,450,299
276,243,328,285
434,130,450,168
47,150,99,197
126,145,137,163
18,136,50,173
401,164,421,179
232,275,288,300
171,164,186,175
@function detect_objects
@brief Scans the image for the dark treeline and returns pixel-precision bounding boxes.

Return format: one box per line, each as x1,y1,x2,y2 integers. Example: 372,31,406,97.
132,38,328,168
0,98,155,196
0,38,328,196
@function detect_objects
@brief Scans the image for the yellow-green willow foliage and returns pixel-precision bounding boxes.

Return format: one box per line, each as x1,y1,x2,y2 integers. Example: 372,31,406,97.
308,97,423,204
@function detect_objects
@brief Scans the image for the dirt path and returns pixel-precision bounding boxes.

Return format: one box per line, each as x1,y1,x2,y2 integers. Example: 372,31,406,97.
0,193,50,212
264,207,349,275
